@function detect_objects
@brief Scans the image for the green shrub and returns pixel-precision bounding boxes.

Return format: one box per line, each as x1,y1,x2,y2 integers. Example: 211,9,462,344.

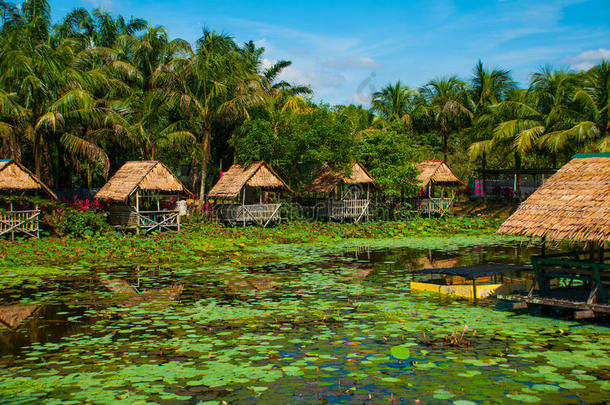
45,208,110,237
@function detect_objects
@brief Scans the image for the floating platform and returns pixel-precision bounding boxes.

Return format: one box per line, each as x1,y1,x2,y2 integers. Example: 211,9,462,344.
410,263,531,300
498,250,610,319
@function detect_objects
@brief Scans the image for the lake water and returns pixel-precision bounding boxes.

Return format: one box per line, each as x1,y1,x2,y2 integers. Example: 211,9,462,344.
1,236,609,404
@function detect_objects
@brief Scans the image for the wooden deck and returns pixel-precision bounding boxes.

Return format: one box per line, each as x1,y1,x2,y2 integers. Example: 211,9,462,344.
219,203,283,227
499,250,610,318
317,199,370,222
410,197,455,216
109,210,180,233
0,210,40,239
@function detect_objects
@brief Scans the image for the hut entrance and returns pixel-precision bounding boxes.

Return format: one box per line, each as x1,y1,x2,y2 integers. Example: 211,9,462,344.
0,160,57,240
95,161,191,234
410,160,463,217
132,190,181,234
303,162,376,223
208,161,292,227
327,184,371,222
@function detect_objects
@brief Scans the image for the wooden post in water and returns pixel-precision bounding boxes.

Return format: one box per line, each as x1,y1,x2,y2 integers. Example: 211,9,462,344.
242,188,246,227
541,236,546,257
135,190,140,235
9,200,14,241
472,279,477,300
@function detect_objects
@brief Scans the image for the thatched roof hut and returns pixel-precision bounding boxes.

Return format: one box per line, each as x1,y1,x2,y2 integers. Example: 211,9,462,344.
0,159,56,199
416,160,463,189
304,162,376,193
498,153,610,243
208,161,292,199
0,304,40,329
95,161,190,202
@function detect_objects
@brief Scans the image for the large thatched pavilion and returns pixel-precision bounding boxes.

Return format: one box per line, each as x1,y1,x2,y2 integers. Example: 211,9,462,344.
303,162,376,222
412,160,463,216
95,161,190,233
0,159,57,240
498,153,610,318
208,161,292,226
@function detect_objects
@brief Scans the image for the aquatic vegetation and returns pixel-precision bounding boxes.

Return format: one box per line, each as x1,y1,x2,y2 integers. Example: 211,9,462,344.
1,233,608,404
0,218,511,288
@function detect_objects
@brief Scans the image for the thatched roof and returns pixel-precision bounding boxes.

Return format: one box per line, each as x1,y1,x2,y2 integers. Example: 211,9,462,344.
498,153,610,243
0,304,40,329
95,161,190,203
0,159,56,199
304,162,376,193
416,160,463,188
208,161,292,199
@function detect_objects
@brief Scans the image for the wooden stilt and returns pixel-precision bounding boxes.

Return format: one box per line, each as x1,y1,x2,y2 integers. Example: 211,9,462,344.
135,191,140,235
242,189,246,227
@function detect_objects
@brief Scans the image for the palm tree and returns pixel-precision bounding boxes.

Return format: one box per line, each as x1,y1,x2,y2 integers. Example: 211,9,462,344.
371,81,417,124
159,30,264,199
487,89,545,199
468,61,515,201
419,76,473,161
541,61,610,152
54,8,147,49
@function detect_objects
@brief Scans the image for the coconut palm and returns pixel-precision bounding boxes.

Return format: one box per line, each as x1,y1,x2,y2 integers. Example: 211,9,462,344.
468,61,516,200
54,8,146,49
540,61,610,152
371,81,417,125
158,30,264,199
419,76,473,161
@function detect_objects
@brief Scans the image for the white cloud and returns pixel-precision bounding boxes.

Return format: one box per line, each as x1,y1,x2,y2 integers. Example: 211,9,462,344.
276,65,346,89
84,0,114,10
565,48,610,71
323,57,382,69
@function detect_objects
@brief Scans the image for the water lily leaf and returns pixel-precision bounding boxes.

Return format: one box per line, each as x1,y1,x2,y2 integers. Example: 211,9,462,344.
390,345,411,360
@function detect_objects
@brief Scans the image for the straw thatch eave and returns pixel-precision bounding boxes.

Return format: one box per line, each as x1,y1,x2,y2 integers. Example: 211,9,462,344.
416,160,463,189
95,161,190,203
498,154,610,243
0,304,41,329
303,162,377,194
0,160,57,199
208,161,292,199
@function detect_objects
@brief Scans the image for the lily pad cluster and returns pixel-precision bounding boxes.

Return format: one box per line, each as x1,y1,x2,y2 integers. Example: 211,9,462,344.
1,235,608,404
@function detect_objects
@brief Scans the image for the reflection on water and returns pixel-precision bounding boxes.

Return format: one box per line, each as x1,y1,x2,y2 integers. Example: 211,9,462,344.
1,240,609,404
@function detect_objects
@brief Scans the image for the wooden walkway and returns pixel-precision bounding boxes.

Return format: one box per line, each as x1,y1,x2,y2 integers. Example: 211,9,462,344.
499,250,610,318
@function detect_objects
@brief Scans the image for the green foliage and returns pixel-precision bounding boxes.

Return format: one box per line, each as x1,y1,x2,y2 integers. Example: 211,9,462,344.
46,207,110,237
1,1,608,198
0,230,608,404
356,129,423,196
232,108,355,187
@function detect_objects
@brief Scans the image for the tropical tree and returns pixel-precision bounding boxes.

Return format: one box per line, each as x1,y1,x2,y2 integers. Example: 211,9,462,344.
541,61,610,152
468,61,515,200
159,30,264,199
418,76,473,161
371,81,417,125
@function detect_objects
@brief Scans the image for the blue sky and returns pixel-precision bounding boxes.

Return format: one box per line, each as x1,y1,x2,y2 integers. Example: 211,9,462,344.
50,0,610,106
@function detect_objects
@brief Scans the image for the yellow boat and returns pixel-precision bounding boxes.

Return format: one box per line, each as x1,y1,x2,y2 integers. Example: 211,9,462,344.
410,263,532,300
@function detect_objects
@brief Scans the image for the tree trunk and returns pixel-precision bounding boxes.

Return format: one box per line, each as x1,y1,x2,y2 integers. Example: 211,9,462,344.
482,153,487,205
199,128,211,201
514,152,522,202
442,131,448,162
34,131,41,180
